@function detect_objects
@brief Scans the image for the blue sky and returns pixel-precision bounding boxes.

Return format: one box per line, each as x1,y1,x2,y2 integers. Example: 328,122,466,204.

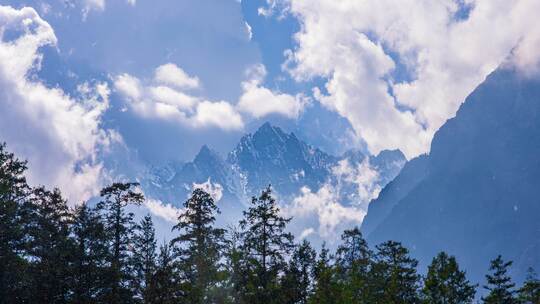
4,0,356,164
1,0,539,214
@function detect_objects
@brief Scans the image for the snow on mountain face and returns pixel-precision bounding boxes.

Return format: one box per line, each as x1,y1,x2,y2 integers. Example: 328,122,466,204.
140,145,243,223
139,122,406,237
228,122,338,198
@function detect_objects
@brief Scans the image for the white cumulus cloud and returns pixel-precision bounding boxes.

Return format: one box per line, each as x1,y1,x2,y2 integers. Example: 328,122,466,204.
114,64,244,131
285,155,387,241
194,100,243,130
154,63,200,90
332,158,382,209
115,73,142,100
284,185,366,240
237,64,307,119
150,86,198,111
0,5,117,202
273,0,540,158
145,199,183,223
192,179,224,202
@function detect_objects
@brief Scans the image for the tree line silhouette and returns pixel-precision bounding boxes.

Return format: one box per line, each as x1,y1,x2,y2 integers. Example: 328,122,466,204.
1,143,539,304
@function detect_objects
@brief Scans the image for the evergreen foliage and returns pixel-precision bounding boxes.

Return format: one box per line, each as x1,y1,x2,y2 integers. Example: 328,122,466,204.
70,203,109,303
97,182,145,303
280,240,316,304
517,267,540,304
221,226,249,304
369,240,421,304
145,243,178,304
310,243,341,304
0,143,537,304
238,186,295,304
0,143,30,303
25,187,73,303
170,188,225,304
421,251,476,304
335,227,371,303
482,255,517,304
132,214,158,302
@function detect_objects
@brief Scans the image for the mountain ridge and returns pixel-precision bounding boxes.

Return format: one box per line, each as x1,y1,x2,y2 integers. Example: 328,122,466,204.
361,66,540,284
140,122,406,235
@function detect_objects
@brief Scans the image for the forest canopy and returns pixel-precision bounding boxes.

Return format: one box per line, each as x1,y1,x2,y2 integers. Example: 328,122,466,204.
1,143,539,304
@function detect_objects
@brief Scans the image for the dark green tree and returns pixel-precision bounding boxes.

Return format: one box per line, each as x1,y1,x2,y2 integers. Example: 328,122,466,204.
170,188,225,304
239,186,295,304
369,240,421,304
309,243,341,304
25,187,73,303
70,203,109,303
97,182,145,304
335,227,372,303
132,214,157,303
0,143,30,303
220,226,251,304
482,255,517,304
281,239,316,304
145,243,178,304
517,267,540,304
421,252,476,304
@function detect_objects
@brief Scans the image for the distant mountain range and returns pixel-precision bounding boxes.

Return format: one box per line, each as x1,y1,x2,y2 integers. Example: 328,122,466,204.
139,122,406,225
362,66,540,284
136,65,540,286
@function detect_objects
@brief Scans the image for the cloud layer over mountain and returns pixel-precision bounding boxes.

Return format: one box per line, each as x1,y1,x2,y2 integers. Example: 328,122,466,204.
265,0,540,158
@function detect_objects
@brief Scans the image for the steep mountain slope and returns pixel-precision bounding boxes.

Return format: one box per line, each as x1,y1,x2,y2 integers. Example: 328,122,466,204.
362,67,540,283
369,149,409,187
170,145,239,197
228,122,338,197
361,155,429,236
140,145,244,222
140,123,406,230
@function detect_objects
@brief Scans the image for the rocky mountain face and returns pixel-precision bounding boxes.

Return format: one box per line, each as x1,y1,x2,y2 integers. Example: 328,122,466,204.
361,66,540,284
140,122,406,225
228,122,338,197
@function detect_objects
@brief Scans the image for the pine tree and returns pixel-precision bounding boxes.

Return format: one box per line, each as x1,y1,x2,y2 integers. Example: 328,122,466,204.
70,203,109,303
482,255,517,304
7,140,540,304
221,225,250,304
97,182,145,304
281,240,316,304
145,243,178,304
335,227,372,303
0,143,31,303
309,244,341,304
132,214,157,303
517,267,540,304
239,186,295,304
369,240,421,304
170,188,225,304
422,251,476,304
25,187,73,303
